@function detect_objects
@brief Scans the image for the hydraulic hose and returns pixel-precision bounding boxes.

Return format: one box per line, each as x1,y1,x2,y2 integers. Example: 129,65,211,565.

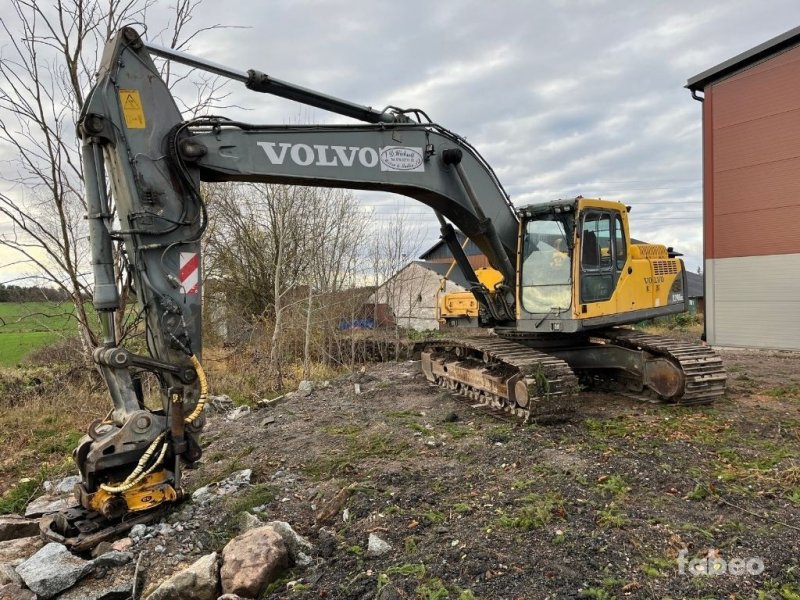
100,432,167,493
101,356,206,494
184,355,208,424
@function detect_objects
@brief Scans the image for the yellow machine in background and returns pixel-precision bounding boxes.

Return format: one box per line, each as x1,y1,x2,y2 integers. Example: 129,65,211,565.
438,267,502,326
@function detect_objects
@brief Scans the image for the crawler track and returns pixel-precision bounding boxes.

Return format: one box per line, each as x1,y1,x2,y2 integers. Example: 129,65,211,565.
599,328,727,405
420,329,726,422
421,337,580,423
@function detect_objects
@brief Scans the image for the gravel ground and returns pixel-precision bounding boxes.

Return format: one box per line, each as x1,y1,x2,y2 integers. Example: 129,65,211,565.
134,343,800,600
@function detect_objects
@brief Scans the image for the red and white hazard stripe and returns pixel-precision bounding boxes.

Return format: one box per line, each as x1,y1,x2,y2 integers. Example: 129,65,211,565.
179,252,200,294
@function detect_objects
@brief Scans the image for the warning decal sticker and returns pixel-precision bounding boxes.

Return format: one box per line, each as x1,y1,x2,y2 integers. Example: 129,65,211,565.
179,252,200,294
119,89,146,129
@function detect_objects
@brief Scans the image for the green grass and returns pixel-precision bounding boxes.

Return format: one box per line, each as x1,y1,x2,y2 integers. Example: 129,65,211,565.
0,474,44,514
225,483,278,514
497,492,566,530
0,302,93,366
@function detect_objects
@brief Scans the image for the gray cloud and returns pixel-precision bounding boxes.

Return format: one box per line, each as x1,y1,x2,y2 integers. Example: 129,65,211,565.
2,0,798,279
172,0,798,271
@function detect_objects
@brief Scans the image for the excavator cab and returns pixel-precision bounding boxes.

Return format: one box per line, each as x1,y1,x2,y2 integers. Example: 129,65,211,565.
438,196,687,334
516,196,687,334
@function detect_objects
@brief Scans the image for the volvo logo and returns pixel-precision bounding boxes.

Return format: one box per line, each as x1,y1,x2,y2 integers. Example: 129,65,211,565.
257,142,425,172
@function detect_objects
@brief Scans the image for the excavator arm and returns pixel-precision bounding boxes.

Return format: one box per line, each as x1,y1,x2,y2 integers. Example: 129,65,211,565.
66,26,521,529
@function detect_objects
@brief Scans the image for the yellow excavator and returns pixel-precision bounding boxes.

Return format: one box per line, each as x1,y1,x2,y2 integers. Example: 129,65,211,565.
42,27,725,549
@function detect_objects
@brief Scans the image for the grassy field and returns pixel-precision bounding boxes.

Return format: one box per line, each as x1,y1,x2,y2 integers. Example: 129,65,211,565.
0,302,88,366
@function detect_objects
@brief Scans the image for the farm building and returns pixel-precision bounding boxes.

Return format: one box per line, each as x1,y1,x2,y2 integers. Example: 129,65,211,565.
687,26,800,350
370,261,470,331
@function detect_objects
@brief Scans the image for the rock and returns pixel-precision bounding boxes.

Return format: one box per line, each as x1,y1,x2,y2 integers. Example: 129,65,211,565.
377,584,404,600
0,583,36,600
24,495,78,519
226,406,251,421
0,537,43,564
0,516,39,542
91,542,113,559
297,380,314,397
58,582,132,600
129,524,147,540
54,476,81,495
193,469,252,504
206,394,234,415
238,512,263,533
265,521,313,567
217,596,248,600
317,528,337,558
0,564,22,587
443,412,459,423
57,562,134,600
92,551,133,568
110,538,132,552
366,533,391,557
143,552,219,600
260,416,276,427
220,526,288,597
16,543,93,599
191,486,212,503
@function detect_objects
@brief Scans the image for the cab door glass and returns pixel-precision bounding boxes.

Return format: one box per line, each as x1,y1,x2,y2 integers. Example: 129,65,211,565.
581,212,613,302
614,215,627,271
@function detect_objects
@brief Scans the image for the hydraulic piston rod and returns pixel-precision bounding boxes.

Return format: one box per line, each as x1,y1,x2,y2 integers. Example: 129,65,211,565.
144,38,404,124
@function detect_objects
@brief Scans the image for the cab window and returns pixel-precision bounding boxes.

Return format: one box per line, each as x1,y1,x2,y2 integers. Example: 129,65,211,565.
521,216,572,314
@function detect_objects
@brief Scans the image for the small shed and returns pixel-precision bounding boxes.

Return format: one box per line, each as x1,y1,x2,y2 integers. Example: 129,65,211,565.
685,271,704,313
687,27,800,350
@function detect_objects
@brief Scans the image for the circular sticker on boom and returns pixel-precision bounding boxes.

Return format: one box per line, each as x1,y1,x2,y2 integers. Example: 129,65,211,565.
379,147,425,172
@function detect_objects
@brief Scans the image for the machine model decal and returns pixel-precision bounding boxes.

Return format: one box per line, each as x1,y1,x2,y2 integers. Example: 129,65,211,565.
179,252,200,294
119,89,146,129
257,142,424,172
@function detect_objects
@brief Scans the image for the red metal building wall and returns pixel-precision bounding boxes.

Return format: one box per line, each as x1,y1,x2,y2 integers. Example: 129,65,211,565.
705,44,800,259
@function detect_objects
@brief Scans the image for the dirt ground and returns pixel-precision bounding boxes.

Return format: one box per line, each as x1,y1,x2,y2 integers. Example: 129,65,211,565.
153,343,800,600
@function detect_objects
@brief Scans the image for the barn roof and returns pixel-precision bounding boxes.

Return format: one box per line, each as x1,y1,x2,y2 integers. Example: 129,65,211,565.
687,25,800,91
412,261,471,290
419,231,484,259
685,270,704,299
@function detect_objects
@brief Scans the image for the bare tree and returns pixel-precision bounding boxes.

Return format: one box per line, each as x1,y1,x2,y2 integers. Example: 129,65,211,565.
204,182,372,383
301,189,368,379
369,212,425,354
0,0,228,354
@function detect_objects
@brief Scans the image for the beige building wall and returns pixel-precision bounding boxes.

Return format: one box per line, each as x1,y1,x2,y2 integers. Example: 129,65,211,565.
705,253,800,350
371,263,465,331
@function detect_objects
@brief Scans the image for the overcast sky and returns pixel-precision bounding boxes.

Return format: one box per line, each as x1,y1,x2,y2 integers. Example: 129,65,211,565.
2,0,799,283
